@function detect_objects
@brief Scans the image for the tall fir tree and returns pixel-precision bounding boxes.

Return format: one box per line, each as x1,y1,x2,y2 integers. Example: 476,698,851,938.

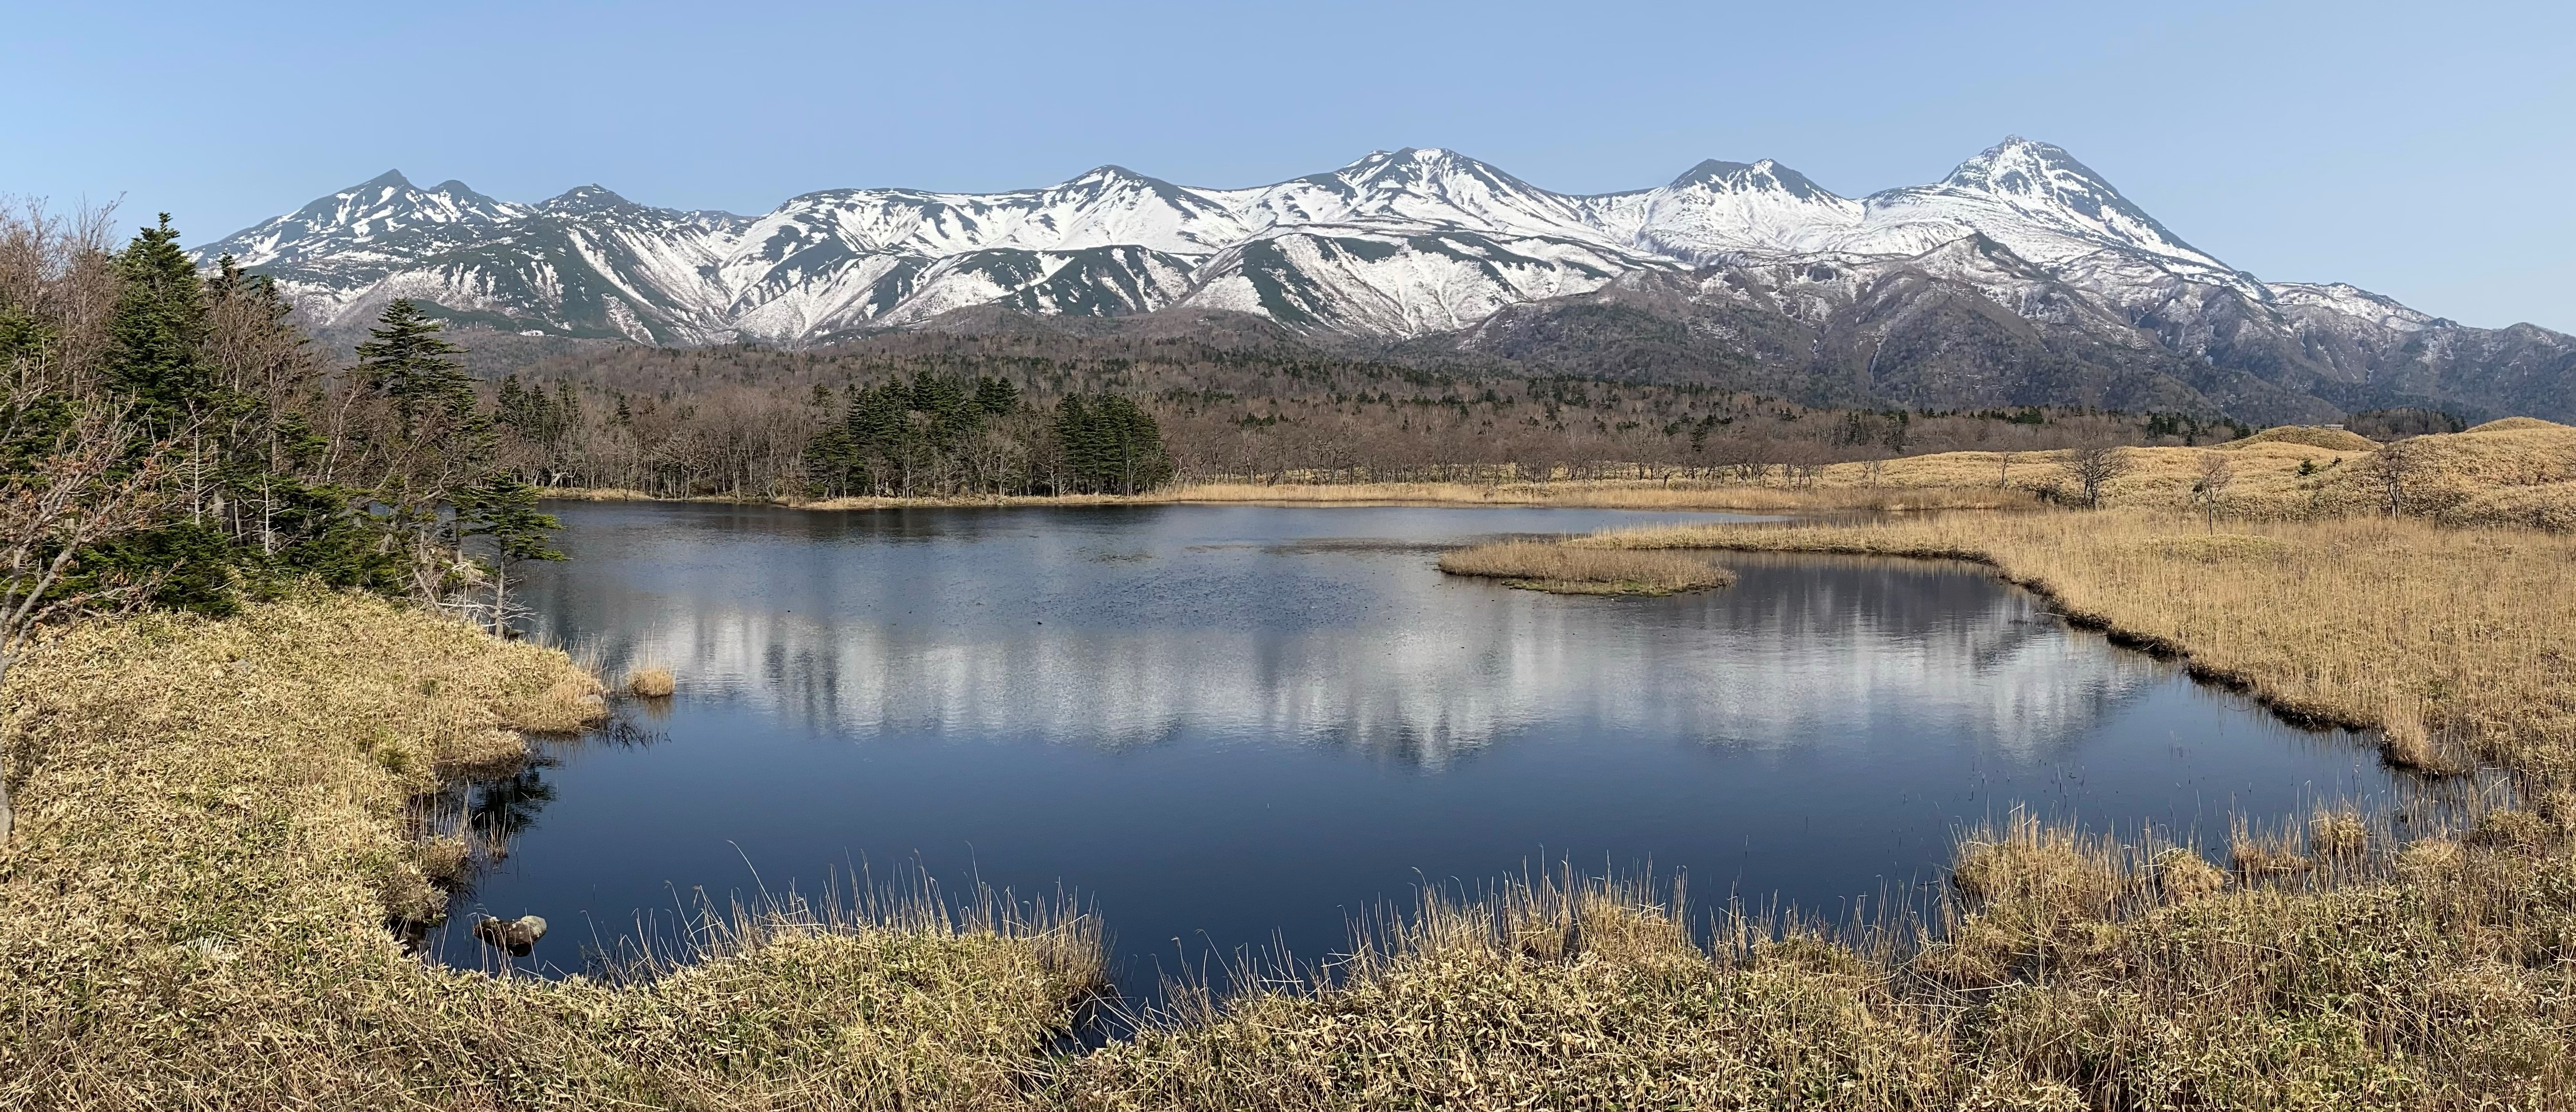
86,217,242,614
355,299,479,426
1053,393,1170,494
105,215,216,431
350,299,497,603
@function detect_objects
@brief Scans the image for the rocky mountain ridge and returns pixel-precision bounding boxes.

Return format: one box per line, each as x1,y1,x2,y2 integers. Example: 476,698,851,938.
192,138,2576,423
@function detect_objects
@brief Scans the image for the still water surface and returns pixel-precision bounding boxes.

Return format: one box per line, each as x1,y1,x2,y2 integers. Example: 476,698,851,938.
433,502,2394,995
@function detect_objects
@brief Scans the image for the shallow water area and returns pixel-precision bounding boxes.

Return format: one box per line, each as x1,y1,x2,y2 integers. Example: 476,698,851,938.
430,502,2398,1000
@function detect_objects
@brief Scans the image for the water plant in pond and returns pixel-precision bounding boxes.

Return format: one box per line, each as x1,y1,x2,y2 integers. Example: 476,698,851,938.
626,664,675,698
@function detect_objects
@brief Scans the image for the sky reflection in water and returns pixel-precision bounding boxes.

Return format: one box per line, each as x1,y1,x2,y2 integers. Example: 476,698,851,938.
432,502,2393,998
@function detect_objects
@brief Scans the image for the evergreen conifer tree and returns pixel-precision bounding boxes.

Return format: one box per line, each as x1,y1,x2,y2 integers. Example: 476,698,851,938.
973,376,1019,417
457,473,563,633
105,215,215,430
351,300,496,603
87,217,249,612
356,299,480,425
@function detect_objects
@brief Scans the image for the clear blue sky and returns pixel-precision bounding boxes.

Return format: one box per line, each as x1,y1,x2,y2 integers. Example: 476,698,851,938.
7,0,2569,330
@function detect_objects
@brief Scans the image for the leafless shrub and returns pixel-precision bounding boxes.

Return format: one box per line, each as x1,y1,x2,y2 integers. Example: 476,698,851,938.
2063,444,2130,508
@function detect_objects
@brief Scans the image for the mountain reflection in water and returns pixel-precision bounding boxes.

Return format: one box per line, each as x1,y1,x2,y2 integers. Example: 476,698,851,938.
433,502,2392,998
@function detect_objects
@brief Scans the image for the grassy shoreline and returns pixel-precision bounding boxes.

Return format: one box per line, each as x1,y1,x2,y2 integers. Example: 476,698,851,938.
1578,512,2576,778
0,594,1104,1109
548,480,2030,514
548,417,2576,525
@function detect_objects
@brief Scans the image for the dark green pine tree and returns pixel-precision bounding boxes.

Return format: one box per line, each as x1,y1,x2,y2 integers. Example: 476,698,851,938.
1052,395,1099,493
105,215,217,430
79,217,250,615
1090,394,1172,495
1053,394,1168,494
972,376,1020,417
353,299,495,601
845,382,912,492
355,299,480,426
457,473,563,634
800,424,860,497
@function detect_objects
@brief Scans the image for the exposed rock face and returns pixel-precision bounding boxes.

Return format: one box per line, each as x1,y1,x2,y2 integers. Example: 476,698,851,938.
192,139,2574,423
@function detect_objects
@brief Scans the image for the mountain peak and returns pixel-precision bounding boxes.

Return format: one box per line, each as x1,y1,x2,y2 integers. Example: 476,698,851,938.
1672,159,1756,184
1347,147,1484,173
1072,164,1171,188
544,184,630,208
1669,158,1835,201
356,169,413,191
1940,136,2102,195
426,179,499,204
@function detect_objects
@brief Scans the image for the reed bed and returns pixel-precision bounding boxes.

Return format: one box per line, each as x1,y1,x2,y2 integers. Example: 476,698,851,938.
1584,510,2576,778
566,482,2033,513
1438,540,1737,595
558,419,2576,529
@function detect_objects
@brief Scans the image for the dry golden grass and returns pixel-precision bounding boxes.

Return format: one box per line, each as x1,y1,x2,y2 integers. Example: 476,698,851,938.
788,481,2034,513
1917,816,2576,1108
1148,480,2031,512
1438,540,1736,595
626,664,676,698
1058,873,1957,1111
1586,510,2576,778
565,420,2576,530
2230,425,2384,451
1057,810,2576,1110
1795,418,2576,529
0,592,1103,1111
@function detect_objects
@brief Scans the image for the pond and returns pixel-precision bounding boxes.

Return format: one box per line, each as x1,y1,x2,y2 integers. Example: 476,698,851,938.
428,501,2397,998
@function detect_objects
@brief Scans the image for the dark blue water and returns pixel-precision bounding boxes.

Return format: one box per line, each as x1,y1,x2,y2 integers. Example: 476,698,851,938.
429,502,2393,997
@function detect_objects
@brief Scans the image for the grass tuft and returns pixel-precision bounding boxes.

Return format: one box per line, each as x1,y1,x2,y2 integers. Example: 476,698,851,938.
626,665,675,698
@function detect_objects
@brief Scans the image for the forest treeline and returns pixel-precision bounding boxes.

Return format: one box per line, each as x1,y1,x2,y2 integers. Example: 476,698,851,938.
0,207,562,632
470,323,2279,499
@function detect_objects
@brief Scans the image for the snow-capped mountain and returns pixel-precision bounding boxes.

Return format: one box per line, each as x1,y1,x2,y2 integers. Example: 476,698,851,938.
196,137,2576,422
196,137,2240,343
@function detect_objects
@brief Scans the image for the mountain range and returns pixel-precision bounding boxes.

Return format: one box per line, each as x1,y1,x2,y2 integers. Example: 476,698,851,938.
192,138,2576,424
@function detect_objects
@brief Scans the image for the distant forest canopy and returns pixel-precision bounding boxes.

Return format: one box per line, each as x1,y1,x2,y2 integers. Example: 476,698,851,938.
442,319,2442,501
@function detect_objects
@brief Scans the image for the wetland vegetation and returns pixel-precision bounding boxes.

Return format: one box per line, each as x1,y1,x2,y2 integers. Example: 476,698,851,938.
1436,538,1736,595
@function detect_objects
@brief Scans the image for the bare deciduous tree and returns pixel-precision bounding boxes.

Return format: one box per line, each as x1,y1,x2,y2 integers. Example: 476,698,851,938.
2064,444,2130,509
2375,438,2420,518
2193,450,2234,532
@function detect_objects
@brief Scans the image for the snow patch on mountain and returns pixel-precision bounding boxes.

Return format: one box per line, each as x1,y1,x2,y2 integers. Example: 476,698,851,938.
2268,281,2440,332
191,137,2436,346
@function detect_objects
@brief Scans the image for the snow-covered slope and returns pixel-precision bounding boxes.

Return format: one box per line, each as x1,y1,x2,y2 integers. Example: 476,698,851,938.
205,137,2307,345
193,137,2568,421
